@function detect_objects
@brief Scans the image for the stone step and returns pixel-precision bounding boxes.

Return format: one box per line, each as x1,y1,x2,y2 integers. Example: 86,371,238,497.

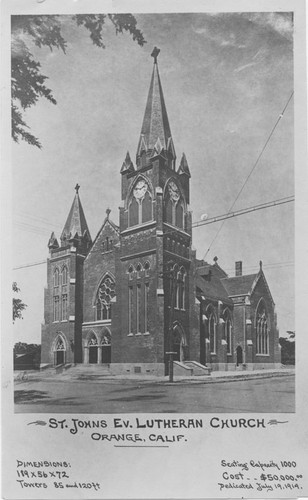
185,361,212,376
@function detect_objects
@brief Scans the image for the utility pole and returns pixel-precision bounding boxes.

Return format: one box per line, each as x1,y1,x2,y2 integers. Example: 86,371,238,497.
160,261,177,382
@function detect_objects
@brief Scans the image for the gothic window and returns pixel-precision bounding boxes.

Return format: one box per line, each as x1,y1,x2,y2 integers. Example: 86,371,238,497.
144,283,149,332
223,309,232,355
128,178,153,227
142,191,152,223
61,294,68,321
136,284,141,333
144,261,150,277
61,266,68,286
164,180,185,229
53,296,60,322
88,334,98,346
136,263,142,279
53,268,60,288
256,302,269,355
55,335,65,351
101,331,111,345
165,197,173,225
175,203,184,229
128,265,134,280
95,275,116,321
127,262,150,335
128,286,133,333
129,197,139,226
177,267,186,310
208,308,217,354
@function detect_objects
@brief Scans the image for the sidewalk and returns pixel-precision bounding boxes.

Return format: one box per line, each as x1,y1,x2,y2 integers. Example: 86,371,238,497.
167,367,295,385
14,366,295,385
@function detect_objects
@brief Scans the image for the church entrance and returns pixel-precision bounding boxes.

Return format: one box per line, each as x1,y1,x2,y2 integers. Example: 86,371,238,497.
101,330,111,364
236,345,243,366
89,346,98,364
88,334,98,364
54,334,66,366
172,324,187,362
56,350,64,365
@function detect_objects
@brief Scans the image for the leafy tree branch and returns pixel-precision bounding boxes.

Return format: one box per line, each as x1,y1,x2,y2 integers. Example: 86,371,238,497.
11,14,146,148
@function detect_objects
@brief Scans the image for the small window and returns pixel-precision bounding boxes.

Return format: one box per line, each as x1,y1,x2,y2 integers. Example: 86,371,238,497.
144,261,150,277
62,266,68,286
53,268,60,288
136,263,142,279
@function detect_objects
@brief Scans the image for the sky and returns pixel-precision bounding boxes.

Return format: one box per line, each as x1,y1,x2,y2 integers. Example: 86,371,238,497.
11,12,294,344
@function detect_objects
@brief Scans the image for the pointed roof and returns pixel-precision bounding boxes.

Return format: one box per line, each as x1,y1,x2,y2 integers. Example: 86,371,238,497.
120,151,134,174
221,273,258,296
137,49,175,158
178,153,191,177
61,186,91,242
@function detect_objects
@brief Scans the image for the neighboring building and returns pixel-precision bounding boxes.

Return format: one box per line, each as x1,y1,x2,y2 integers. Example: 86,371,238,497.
41,50,280,374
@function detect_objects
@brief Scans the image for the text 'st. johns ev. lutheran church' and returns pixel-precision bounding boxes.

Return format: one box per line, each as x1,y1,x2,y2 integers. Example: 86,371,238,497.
41,48,281,375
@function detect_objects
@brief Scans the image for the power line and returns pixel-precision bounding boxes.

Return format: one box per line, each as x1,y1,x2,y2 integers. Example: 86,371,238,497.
13,260,46,270
202,90,294,260
192,196,294,229
13,195,294,271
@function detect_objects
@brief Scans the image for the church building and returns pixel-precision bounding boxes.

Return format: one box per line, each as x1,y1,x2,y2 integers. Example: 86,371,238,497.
41,48,281,375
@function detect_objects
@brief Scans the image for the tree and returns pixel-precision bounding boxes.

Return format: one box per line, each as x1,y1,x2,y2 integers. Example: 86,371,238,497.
12,282,27,322
12,14,146,148
279,330,295,365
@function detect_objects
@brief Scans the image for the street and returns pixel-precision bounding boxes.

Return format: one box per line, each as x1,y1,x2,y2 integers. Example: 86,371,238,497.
14,374,295,413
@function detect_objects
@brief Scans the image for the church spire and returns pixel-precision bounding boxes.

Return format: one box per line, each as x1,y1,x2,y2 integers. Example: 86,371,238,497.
136,47,176,169
60,185,91,249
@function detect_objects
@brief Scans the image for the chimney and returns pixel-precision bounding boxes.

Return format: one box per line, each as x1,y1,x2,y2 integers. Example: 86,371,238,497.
235,261,242,276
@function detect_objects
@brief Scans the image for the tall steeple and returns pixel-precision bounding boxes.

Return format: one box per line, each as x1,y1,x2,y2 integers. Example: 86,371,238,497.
136,47,176,169
60,184,92,250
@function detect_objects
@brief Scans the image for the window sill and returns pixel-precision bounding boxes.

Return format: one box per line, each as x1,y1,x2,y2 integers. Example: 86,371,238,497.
127,333,134,336
256,354,270,357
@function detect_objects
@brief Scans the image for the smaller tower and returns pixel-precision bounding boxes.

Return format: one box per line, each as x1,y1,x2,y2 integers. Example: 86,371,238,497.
41,185,92,366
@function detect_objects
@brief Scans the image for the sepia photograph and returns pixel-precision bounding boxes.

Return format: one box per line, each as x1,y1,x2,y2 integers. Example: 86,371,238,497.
11,11,295,414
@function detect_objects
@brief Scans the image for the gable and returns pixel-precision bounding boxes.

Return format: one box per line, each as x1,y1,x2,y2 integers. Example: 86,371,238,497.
85,218,119,262
250,272,275,306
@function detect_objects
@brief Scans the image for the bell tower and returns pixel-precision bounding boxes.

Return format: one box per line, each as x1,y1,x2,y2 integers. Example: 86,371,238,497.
112,48,193,375
41,185,92,367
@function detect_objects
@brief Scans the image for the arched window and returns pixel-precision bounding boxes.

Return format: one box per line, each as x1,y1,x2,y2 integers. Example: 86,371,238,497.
142,191,152,223
164,180,185,229
61,294,68,321
129,197,139,226
136,263,142,279
128,265,134,280
223,309,232,355
176,267,186,310
61,266,68,285
207,308,216,354
53,296,60,322
256,302,269,355
95,275,116,321
144,261,150,277
128,178,153,227
53,268,60,287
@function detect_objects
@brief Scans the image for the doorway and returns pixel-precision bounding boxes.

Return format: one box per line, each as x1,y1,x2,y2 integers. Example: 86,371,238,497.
54,335,66,366
172,324,186,362
236,345,243,365
56,350,64,365
89,346,98,364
